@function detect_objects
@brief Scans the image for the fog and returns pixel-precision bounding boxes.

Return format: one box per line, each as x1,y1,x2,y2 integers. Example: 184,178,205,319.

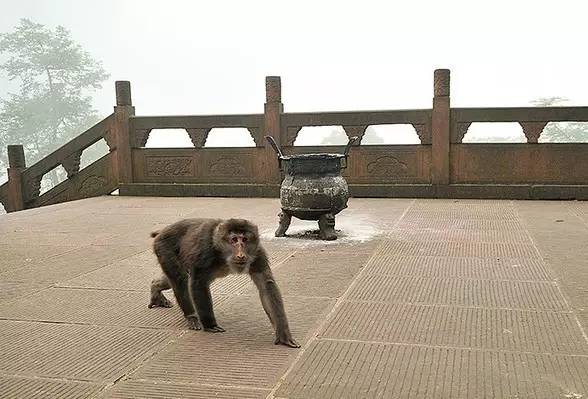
1,0,587,178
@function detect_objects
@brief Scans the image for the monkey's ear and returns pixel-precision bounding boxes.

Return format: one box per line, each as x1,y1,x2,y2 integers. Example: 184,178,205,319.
213,222,230,248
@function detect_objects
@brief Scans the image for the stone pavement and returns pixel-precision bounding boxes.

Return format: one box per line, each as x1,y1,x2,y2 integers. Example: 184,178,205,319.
0,196,587,398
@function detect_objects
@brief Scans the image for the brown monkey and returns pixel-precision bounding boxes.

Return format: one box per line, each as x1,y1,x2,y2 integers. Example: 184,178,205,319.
148,218,300,348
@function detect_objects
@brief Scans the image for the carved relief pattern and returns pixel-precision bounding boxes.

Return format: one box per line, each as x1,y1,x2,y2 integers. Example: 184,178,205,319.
342,125,367,144
519,121,548,143
61,150,83,178
209,158,246,176
366,156,409,176
246,127,262,146
24,175,42,201
186,128,211,148
133,129,152,148
146,157,194,177
434,70,450,97
411,123,431,144
78,175,108,197
453,122,472,143
266,77,281,103
285,126,302,146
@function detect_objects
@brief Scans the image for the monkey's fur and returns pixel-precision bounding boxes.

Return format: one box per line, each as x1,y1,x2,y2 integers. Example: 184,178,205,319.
149,218,300,348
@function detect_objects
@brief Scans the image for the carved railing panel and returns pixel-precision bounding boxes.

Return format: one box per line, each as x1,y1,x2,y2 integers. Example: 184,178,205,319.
18,114,115,205
28,154,117,208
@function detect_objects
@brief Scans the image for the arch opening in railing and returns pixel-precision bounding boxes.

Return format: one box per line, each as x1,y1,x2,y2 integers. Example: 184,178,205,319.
80,138,110,169
362,124,421,145
204,128,255,147
145,129,194,148
40,165,68,196
462,122,526,143
293,126,347,146
539,122,588,143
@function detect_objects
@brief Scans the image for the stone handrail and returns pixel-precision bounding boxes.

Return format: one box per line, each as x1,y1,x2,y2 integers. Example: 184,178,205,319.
451,107,588,143
129,114,264,147
282,109,432,145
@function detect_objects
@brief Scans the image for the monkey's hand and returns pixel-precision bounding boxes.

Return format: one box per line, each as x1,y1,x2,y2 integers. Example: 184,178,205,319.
274,333,301,348
185,315,202,330
203,325,226,333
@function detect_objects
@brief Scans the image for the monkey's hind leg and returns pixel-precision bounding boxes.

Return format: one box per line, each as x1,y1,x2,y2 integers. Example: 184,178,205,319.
275,211,292,237
148,275,174,308
157,256,202,330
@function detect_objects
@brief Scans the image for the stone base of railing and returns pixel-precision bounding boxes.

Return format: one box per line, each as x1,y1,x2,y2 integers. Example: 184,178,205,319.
118,183,588,200
118,183,280,198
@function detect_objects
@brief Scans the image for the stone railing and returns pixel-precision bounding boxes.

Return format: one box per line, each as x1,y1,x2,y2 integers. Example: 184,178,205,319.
2,70,587,212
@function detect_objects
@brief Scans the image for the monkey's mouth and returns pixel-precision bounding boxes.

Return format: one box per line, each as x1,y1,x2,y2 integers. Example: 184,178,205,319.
233,260,249,266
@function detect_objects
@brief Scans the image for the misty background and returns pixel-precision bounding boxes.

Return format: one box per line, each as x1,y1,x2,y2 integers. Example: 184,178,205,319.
1,0,588,199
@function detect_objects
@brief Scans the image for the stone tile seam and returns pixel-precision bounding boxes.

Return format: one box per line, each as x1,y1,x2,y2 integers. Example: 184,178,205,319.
265,199,418,399
335,299,576,314
0,318,187,332
94,330,189,398
0,371,102,385
513,201,588,345
355,274,557,284
568,202,588,230
0,248,150,305
118,377,273,392
315,337,588,359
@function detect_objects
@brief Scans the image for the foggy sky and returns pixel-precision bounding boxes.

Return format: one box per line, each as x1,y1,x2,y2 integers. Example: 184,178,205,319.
0,0,587,152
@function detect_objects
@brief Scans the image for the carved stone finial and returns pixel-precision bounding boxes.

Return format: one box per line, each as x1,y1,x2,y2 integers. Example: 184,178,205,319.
7,145,26,168
266,76,281,103
519,121,547,143
115,81,132,106
434,69,450,97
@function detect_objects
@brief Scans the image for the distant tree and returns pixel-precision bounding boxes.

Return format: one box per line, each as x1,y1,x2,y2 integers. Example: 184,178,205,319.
531,97,588,142
0,19,109,187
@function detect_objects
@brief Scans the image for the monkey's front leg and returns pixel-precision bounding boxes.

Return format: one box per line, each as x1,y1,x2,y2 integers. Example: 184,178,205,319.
190,276,225,333
250,269,300,348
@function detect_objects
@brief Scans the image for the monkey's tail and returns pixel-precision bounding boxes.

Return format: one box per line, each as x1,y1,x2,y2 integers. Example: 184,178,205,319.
150,231,159,238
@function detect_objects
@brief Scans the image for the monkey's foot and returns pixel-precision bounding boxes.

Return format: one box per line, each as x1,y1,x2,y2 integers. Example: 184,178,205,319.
185,315,202,330
275,212,292,237
203,325,226,333
148,293,173,308
275,335,301,348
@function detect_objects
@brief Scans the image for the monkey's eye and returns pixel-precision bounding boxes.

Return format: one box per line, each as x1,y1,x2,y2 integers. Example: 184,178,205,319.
230,236,239,243
242,236,248,242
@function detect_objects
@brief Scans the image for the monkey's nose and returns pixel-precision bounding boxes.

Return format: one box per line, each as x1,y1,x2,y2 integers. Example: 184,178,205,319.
236,254,247,263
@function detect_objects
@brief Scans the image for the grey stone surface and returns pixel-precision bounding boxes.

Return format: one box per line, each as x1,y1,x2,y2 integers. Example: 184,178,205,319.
0,196,586,398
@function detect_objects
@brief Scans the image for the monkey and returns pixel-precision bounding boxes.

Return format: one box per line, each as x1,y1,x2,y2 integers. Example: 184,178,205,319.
148,218,300,348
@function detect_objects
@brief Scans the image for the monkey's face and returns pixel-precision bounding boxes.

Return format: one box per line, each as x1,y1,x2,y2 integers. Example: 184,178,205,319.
225,231,257,270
